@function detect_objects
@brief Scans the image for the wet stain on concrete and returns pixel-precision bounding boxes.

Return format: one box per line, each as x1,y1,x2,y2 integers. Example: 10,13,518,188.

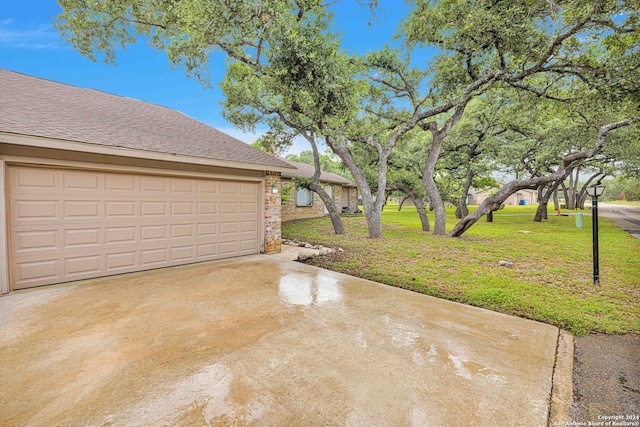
1,254,559,426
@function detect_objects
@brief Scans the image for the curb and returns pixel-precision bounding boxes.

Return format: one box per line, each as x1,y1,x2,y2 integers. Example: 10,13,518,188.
549,330,574,426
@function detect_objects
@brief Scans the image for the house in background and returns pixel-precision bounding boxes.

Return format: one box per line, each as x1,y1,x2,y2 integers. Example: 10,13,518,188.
281,161,358,222
0,69,295,294
471,183,538,206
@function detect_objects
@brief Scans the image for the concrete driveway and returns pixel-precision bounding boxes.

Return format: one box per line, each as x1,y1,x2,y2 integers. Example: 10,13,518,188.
1,248,560,426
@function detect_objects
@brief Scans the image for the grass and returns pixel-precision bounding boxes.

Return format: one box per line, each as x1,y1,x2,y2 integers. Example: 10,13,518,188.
283,205,640,336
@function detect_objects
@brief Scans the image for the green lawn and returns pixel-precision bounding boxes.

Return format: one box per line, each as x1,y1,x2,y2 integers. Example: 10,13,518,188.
283,205,640,335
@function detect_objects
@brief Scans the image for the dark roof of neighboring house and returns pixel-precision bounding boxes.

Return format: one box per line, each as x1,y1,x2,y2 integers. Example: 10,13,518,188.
281,161,354,186
0,69,293,170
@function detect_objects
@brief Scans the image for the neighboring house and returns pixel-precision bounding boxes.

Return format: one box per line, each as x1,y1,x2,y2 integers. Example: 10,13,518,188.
0,69,295,294
281,161,358,222
471,183,538,206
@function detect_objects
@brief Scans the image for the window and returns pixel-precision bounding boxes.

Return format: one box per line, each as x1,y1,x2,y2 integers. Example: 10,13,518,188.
295,188,314,206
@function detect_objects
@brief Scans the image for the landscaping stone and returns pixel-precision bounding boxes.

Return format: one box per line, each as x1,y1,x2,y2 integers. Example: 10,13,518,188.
297,251,315,261
498,260,515,268
282,239,335,260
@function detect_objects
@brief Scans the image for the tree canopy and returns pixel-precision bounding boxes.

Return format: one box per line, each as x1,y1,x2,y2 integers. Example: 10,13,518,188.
57,0,640,237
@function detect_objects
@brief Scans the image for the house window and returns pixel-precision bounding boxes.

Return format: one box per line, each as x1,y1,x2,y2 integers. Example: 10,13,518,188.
295,188,314,206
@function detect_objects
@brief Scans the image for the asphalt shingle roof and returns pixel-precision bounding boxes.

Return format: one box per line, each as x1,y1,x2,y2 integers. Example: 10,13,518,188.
281,161,354,186
0,69,293,170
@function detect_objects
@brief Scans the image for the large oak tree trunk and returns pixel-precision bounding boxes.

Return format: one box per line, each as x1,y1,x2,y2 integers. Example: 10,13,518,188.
534,190,549,222
397,185,430,231
309,182,345,234
308,137,345,234
534,175,568,222
326,138,388,238
456,167,474,219
449,120,636,237
398,196,409,211
422,134,447,235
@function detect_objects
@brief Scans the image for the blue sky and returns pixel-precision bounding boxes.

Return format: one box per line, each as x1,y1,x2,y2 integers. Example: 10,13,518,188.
0,1,408,155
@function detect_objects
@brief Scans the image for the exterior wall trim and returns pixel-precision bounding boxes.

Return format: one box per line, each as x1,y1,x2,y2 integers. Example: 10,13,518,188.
0,154,263,183
0,132,295,174
0,160,8,294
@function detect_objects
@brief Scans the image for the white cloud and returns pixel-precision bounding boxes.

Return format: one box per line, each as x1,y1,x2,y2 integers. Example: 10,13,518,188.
0,20,61,49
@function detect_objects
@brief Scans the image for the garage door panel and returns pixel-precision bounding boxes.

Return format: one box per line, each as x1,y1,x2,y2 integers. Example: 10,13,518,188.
15,259,60,287
64,228,101,249
9,166,261,290
171,224,194,238
170,178,194,193
64,200,101,219
12,199,58,222
14,229,59,253
197,180,218,193
12,167,57,190
141,224,168,241
105,200,137,218
196,202,216,215
171,246,194,262
196,243,218,258
141,201,167,217
241,202,257,214
105,226,137,245
220,182,238,194
240,239,258,252
220,202,238,214
220,222,238,235
141,175,168,192
220,241,238,255
105,252,137,271
64,171,101,191
170,201,194,216
240,221,257,233
65,255,102,277
105,174,137,192
197,223,217,236
240,183,258,195
140,248,168,266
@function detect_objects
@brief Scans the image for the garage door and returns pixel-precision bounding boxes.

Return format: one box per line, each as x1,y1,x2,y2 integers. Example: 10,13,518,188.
8,165,260,290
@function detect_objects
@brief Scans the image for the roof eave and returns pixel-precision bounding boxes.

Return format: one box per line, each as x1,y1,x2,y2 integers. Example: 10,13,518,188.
0,132,296,173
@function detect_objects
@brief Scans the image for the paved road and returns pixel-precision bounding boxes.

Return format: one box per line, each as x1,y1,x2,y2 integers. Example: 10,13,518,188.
571,203,640,423
599,203,640,239
572,334,640,423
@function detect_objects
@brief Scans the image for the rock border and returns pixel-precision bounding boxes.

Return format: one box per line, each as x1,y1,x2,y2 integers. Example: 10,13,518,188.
281,239,344,261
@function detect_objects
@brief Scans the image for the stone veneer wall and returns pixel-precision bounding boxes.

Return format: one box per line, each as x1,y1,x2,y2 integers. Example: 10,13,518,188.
264,171,281,254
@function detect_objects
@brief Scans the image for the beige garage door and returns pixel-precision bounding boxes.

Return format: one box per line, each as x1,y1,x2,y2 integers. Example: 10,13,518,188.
8,165,260,290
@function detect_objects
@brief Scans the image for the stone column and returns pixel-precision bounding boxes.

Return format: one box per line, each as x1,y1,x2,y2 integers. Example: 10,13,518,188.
264,171,282,254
